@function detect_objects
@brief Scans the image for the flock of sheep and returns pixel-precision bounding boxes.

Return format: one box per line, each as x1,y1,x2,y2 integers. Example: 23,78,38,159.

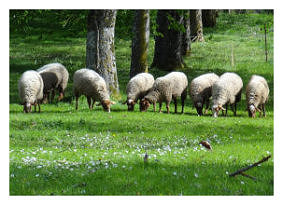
18,63,270,118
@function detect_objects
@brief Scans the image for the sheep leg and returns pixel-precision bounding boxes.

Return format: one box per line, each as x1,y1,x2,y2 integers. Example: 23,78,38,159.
153,102,156,112
34,103,37,112
159,102,162,113
57,86,64,101
75,96,79,110
173,97,177,113
166,102,170,114
91,98,95,110
204,99,209,114
262,104,266,117
38,103,41,113
87,96,92,110
51,90,56,103
181,90,186,114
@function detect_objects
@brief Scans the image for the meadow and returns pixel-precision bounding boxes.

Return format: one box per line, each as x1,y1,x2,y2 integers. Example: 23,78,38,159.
9,12,274,195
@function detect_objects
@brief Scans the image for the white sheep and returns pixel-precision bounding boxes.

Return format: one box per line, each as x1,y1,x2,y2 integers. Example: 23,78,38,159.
124,73,154,111
212,72,243,117
18,70,44,113
37,63,69,103
140,72,188,114
73,68,114,112
246,75,269,118
189,73,219,116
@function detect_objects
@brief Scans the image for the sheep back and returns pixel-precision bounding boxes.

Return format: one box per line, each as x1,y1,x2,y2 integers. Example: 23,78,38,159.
190,73,219,105
212,72,243,107
246,75,269,108
126,72,154,101
73,68,110,101
37,63,69,92
18,70,44,105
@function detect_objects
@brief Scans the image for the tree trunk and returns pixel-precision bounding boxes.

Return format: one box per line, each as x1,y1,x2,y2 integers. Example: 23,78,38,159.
130,10,150,78
151,10,184,71
190,10,204,42
202,10,217,28
86,10,119,97
182,10,191,56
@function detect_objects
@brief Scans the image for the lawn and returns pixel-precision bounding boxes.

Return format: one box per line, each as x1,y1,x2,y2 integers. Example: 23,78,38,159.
9,11,274,195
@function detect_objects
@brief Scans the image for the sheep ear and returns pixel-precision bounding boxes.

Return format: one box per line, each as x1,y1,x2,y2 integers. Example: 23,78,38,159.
111,101,116,105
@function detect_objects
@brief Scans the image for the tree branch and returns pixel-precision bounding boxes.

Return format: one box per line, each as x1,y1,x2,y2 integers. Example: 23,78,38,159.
229,155,271,177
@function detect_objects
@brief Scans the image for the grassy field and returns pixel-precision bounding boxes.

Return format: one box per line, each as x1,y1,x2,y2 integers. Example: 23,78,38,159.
9,12,274,195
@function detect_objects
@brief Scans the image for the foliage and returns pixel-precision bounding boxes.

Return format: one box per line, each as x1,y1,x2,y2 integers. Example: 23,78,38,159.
10,12,273,195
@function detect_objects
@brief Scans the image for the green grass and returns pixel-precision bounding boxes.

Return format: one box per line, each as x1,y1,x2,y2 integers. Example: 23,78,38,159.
9,12,274,195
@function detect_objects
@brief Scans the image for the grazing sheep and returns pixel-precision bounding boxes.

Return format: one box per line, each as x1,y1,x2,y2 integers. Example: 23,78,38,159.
37,63,69,103
246,75,269,118
212,72,243,117
18,70,44,113
73,68,114,112
189,73,219,116
140,72,188,114
124,73,154,111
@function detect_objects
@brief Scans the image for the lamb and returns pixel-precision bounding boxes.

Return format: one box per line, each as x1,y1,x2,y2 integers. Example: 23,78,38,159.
124,73,154,111
246,75,269,118
36,63,69,103
212,72,243,117
140,72,188,114
18,70,44,113
73,68,114,112
189,73,219,116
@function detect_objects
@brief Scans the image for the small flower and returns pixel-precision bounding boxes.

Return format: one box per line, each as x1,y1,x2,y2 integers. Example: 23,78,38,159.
241,181,245,185
10,173,15,178
225,171,229,175
194,173,199,178
173,171,177,176
35,174,40,177
266,151,271,155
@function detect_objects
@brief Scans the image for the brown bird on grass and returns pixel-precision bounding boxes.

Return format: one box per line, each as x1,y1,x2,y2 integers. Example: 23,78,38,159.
200,141,212,150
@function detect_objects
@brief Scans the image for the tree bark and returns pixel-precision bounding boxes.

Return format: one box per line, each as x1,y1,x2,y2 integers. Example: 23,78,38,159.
182,10,191,56
190,10,204,42
130,10,150,78
86,10,120,97
151,10,184,71
202,10,217,28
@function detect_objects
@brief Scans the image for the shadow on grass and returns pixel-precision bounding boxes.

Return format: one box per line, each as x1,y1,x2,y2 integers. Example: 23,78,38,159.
9,159,273,195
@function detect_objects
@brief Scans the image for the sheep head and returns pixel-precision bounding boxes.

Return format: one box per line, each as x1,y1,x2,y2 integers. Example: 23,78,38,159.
248,104,261,118
195,102,203,116
212,104,225,117
100,99,115,113
140,98,151,112
126,99,136,111
23,102,32,113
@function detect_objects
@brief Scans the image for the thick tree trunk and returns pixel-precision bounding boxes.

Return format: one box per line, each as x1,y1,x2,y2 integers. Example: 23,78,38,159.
190,10,204,42
202,10,217,28
151,10,184,71
86,10,119,97
130,10,150,78
182,10,191,56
